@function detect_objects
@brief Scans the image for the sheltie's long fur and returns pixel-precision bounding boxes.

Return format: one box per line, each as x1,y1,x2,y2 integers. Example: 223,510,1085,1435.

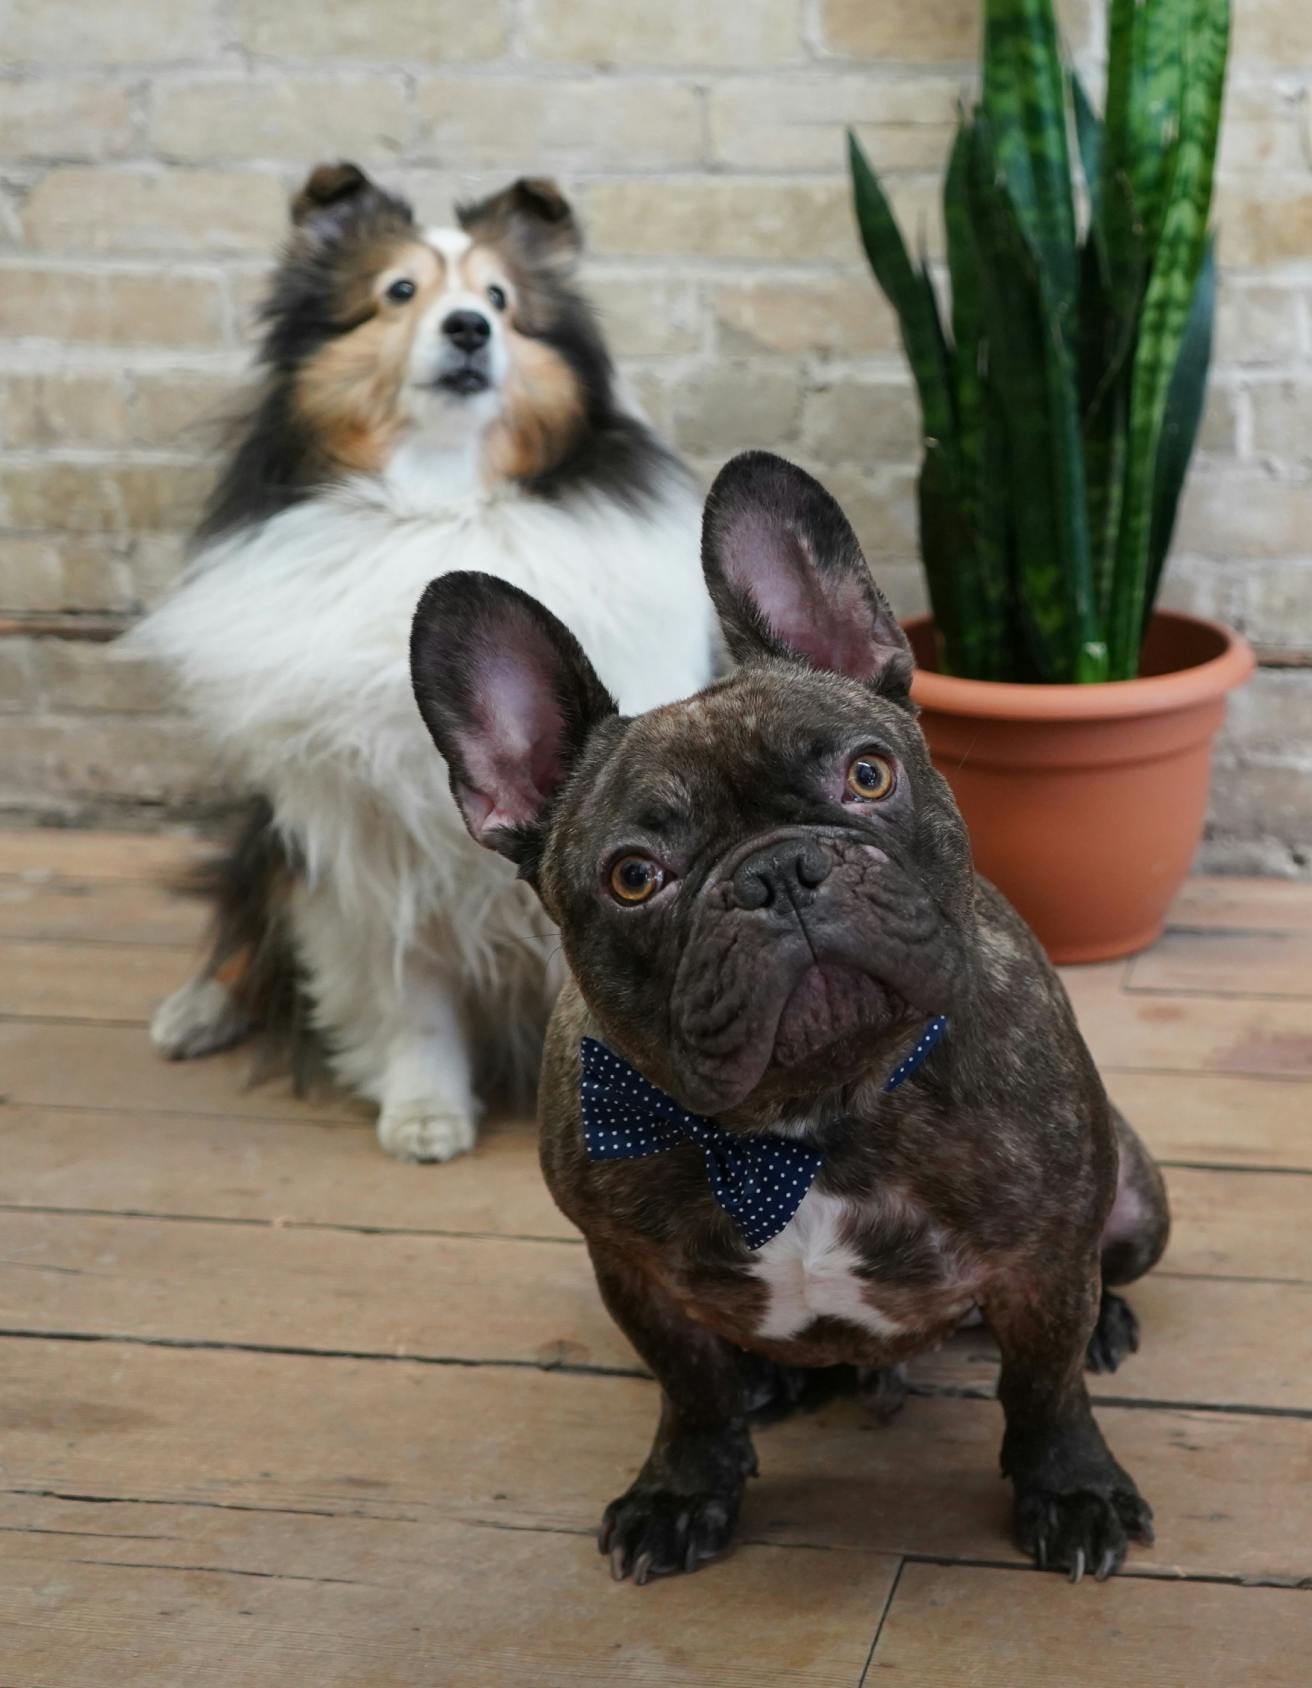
130,164,716,1160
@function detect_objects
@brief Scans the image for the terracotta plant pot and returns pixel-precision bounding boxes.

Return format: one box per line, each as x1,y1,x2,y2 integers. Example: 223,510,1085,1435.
903,611,1256,964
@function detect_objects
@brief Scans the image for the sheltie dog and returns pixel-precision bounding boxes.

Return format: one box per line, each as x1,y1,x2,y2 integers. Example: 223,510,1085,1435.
131,163,716,1161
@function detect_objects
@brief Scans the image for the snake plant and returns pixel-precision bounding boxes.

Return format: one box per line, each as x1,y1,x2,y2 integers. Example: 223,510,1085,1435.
849,0,1230,682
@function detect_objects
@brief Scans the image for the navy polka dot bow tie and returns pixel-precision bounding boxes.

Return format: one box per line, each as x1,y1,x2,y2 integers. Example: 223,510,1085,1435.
579,1016,948,1251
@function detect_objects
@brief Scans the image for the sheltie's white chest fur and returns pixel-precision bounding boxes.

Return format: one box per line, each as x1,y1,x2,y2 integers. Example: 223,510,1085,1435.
131,455,714,969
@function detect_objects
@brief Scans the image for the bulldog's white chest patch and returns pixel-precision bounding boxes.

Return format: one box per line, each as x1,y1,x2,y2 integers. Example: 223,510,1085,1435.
749,1188,905,1342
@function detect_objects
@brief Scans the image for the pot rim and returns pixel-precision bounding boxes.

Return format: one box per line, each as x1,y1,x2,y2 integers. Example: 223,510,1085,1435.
904,610,1255,722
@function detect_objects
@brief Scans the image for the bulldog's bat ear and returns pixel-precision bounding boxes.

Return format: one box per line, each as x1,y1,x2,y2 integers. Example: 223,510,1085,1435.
701,451,914,699
410,572,617,868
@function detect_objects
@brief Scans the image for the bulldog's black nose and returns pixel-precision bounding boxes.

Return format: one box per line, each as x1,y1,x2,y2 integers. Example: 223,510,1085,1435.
731,840,831,910
442,309,491,352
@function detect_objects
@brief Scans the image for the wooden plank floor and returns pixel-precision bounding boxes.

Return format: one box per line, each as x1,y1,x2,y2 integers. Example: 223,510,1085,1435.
1,831,1309,1686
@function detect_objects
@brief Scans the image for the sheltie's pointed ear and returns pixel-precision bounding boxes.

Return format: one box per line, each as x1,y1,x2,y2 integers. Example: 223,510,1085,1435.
410,572,617,870
292,162,373,223
291,162,414,237
702,451,915,701
458,176,582,270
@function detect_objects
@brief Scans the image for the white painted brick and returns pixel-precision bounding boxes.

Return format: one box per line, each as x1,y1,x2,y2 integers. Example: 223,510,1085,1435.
523,0,804,67
151,76,412,164
1249,381,1312,467
2,715,218,806
801,376,922,465
234,0,508,62
709,76,958,173
24,168,287,255
415,77,703,172
3,0,221,66
0,536,135,615
587,273,703,358
0,81,137,159
714,275,899,356
671,365,803,457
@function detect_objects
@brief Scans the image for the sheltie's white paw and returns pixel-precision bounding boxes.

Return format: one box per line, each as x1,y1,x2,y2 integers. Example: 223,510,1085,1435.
151,976,251,1060
377,1102,478,1163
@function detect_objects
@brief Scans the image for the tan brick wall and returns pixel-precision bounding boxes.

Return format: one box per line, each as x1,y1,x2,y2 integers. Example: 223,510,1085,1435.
0,1,1308,870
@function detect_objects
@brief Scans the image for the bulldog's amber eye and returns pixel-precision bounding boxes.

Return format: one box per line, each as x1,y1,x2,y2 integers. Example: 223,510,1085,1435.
609,855,664,904
846,753,895,801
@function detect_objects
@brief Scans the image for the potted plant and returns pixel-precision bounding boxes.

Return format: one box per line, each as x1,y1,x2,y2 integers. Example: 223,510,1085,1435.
848,0,1252,962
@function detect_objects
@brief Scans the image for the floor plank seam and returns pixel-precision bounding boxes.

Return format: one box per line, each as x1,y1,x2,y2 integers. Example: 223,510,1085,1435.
1157,924,1309,940
1,1329,1305,1423
64,1555,373,1586
1153,1269,1312,1288
1100,1065,1312,1080
4,1487,379,1522
1122,986,1312,1003
0,1201,583,1248
1157,1161,1312,1177
0,935,195,951
857,1556,904,1684
883,1553,1312,1592
0,1525,174,1542
905,1380,1312,1421
0,1100,370,1127
0,1325,651,1380
0,1012,167,1031
6,1496,1308,1594
0,873,193,891
6,1205,1309,1283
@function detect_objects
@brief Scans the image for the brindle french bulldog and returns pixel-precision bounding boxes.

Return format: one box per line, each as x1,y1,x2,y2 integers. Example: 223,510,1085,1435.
409,450,1170,1586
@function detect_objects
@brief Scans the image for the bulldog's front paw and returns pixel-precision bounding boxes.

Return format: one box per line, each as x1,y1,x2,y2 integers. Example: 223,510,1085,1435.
599,1485,741,1584
1015,1481,1154,1581
376,1103,476,1163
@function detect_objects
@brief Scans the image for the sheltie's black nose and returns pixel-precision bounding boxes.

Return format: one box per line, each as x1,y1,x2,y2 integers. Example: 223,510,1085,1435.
442,310,491,353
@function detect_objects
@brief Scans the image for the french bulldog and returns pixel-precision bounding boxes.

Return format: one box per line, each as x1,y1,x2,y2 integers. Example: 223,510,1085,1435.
409,450,1170,1585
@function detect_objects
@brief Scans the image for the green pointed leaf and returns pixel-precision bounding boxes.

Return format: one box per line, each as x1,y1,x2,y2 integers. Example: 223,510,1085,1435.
965,117,1102,682
847,130,954,448
945,117,983,384
1107,0,1229,676
1078,236,1129,625
1143,236,1217,628
1072,71,1103,226
939,117,1011,678
983,0,1079,340
1102,0,1183,323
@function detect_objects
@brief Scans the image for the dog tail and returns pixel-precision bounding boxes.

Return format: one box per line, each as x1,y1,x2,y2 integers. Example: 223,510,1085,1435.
177,797,324,1089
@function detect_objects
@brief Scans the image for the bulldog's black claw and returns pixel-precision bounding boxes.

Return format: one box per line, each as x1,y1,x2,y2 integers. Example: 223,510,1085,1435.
1015,1484,1153,1581
1116,1485,1156,1546
597,1486,738,1584
1085,1290,1141,1374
